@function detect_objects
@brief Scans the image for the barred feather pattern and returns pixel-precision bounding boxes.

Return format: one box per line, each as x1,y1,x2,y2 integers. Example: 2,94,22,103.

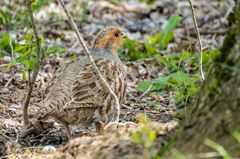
36,48,126,127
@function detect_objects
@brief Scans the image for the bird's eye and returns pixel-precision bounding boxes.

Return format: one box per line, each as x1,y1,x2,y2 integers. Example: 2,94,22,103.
114,32,119,37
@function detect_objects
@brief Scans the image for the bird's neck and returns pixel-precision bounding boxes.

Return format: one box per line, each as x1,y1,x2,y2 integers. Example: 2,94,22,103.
91,48,120,61
92,38,119,56
92,45,118,56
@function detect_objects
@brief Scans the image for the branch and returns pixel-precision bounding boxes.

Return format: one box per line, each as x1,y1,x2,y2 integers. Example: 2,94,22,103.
57,0,121,123
187,0,205,82
23,0,43,126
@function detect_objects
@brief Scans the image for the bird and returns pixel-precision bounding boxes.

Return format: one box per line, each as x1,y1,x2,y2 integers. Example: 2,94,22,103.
23,26,127,139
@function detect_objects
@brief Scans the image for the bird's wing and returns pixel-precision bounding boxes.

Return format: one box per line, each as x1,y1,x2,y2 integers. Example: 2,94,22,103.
63,57,126,110
41,57,91,113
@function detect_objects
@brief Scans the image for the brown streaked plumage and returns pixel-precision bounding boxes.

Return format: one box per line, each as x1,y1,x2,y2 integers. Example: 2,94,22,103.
26,27,126,139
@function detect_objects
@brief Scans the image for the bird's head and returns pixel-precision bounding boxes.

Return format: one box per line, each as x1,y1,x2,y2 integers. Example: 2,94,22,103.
92,27,124,55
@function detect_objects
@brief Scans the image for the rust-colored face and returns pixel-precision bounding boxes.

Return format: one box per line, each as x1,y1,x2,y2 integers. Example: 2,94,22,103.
93,27,124,55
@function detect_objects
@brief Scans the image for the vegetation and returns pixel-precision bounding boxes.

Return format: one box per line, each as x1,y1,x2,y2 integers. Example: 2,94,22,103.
0,0,238,158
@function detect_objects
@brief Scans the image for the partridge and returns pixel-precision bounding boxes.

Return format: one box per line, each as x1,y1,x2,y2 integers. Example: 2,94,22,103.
25,27,126,139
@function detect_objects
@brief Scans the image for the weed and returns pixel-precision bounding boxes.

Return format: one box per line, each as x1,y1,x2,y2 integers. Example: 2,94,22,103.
0,33,65,80
121,14,182,61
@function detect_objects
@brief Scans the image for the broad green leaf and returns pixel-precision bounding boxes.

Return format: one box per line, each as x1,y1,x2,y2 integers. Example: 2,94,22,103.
187,85,198,97
144,38,155,56
0,10,11,25
168,71,193,86
180,50,191,60
147,32,162,44
14,45,26,52
153,76,169,90
163,14,182,34
23,33,33,41
159,14,181,50
0,34,10,49
159,31,173,50
136,80,153,92
154,54,167,64
45,46,66,55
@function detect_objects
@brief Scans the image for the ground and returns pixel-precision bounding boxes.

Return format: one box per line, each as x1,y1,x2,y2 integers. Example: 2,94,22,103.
0,0,233,158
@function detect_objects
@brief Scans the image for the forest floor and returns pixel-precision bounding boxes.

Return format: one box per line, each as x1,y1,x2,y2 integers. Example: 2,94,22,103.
0,0,233,158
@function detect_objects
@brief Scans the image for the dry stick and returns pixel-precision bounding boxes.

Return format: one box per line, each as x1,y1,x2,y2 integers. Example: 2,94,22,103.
188,0,205,81
138,84,153,100
57,0,121,123
22,0,43,126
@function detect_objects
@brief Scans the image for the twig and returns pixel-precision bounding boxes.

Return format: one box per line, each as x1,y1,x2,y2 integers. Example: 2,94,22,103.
57,0,121,123
122,104,133,110
13,127,20,143
0,130,20,146
138,84,153,100
4,76,13,87
0,103,6,114
189,30,227,35
0,64,9,68
187,0,205,82
64,41,78,54
22,0,43,126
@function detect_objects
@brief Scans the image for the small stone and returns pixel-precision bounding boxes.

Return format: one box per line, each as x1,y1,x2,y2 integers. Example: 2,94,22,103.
42,145,56,153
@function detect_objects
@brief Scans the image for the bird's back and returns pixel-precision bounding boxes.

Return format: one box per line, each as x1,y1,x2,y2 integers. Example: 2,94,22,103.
37,48,126,125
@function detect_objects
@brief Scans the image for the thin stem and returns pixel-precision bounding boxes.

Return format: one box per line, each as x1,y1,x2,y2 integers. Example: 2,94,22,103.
9,34,14,60
188,0,205,82
57,0,121,122
22,0,43,126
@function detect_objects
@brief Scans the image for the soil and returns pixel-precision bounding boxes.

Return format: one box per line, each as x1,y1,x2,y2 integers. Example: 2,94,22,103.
0,0,233,158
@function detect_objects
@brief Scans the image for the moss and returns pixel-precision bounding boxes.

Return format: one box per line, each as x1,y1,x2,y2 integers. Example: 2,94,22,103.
207,77,219,99
220,2,240,62
171,1,240,156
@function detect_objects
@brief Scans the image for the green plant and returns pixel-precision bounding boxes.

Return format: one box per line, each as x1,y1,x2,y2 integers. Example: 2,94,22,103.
138,0,154,5
232,131,240,143
170,148,187,159
204,139,232,159
131,114,158,158
121,14,182,60
121,37,146,60
0,33,65,80
163,131,240,159
71,0,89,23
137,49,219,107
144,14,181,56
0,0,48,31
31,0,49,11
0,7,12,27
154,51,191,73
0,135,6,142
137,70,198,104
104,0,119,5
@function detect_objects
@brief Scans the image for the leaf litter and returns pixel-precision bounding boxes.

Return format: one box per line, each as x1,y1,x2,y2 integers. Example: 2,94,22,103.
0,0,234,158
